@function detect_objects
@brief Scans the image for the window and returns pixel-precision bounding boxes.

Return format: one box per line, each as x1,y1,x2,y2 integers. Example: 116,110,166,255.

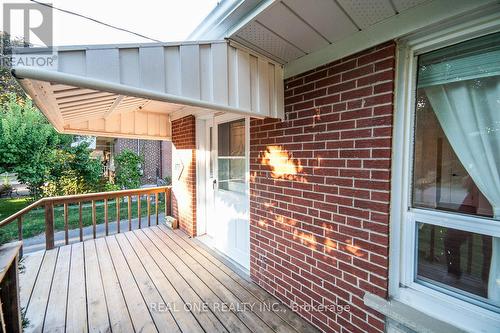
409,32,500,311
217,119,246,193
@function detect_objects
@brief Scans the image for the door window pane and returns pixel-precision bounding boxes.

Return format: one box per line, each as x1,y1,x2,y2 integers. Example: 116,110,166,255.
218,119,246,193
218,120,245,157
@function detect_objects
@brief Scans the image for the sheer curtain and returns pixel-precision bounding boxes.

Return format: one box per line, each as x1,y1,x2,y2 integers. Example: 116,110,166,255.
424,76,500,303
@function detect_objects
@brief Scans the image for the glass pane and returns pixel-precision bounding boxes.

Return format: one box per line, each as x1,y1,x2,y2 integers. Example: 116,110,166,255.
412,97,493,217
412,32,500,218
218,119,245,157
218,158,245,193
416,222,499,308
217,119,246,193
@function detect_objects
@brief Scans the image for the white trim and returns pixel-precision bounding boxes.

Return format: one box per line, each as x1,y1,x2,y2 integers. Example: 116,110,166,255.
284,0,499,79
13,67,262,118
196,117,207,236
389,15,500,332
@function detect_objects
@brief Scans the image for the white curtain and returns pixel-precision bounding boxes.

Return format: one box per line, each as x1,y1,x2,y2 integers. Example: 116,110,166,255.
425,76,500,304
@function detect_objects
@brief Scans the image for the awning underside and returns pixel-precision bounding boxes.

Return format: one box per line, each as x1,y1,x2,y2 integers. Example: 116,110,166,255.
14,40,284,140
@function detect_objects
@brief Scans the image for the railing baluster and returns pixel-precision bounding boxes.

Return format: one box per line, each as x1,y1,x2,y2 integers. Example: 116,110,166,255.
45,203,55,250
138,195,141,229
166,188,171,216
17,216,23,257
64,203,69,245
104,198,108,236
155,193,159,225
128,196,132,231
116,197,120,233
92,200,97,239
79,202,83,242
147,194,151,227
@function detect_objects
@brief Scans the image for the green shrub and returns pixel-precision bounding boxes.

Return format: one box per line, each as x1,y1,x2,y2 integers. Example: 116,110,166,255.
114,150,143,189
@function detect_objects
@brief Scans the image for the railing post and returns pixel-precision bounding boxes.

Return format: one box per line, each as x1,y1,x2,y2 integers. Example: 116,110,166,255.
92,200,97,239
116,197,120,233
17,217,23,257
78,202,83,242
64,203,69,245
45,203,55,250
165,188,171,217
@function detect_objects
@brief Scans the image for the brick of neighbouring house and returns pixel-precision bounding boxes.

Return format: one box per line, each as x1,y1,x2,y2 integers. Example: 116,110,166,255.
250,41,395,333
171,115,197,236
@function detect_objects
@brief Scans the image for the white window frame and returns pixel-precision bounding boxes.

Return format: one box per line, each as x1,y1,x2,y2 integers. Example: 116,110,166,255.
390,11,500,332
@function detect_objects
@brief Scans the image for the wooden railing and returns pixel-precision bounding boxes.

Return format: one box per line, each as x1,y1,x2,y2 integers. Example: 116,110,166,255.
0,186,172,253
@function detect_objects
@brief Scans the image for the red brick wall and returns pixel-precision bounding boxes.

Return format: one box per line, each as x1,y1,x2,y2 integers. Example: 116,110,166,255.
249,42,395,333
114,138,163,184
171,115,197,236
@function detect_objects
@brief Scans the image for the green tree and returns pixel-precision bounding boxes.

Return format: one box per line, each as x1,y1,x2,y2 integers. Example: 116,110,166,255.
114,150,143,189
41,143,103,196
0,33,27,106
0,95,65,197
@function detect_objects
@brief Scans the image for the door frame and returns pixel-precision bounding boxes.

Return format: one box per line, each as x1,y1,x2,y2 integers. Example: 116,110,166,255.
196,114,251,246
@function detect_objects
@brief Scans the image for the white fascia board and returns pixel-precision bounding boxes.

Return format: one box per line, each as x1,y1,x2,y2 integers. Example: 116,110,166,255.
12,67,257,118
284,0,498,79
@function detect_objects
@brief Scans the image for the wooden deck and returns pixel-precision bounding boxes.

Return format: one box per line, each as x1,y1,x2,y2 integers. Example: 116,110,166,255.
19,225,318,333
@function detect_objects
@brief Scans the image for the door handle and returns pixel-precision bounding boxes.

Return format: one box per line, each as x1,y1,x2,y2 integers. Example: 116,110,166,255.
213,179,217,189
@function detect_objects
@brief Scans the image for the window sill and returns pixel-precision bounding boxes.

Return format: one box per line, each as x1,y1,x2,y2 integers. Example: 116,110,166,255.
364,290,498,333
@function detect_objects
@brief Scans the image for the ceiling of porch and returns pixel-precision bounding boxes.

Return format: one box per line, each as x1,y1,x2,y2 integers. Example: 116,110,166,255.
228,0,430,64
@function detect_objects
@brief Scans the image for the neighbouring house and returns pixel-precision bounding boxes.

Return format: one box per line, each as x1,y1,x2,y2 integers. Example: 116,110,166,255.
10,0,500,332
114,138,172,184
83,137,172,184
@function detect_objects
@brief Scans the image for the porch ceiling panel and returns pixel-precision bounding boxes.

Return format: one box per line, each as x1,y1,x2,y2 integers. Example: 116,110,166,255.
229,0,430,64
13,40,284,140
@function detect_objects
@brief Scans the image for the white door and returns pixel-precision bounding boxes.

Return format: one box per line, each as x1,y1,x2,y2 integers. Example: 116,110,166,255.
207,117,250,270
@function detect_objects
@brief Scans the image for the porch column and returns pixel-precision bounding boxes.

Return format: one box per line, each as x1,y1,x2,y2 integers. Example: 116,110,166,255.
171,115,197,236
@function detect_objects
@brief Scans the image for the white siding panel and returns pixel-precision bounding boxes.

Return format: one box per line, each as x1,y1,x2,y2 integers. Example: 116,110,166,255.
140,47,165,91
199,44,213,102
250,55,258,113
165,46,181,95
211,43,228,105
180,44,200,99
228,46,237,107
119,49,140,86
236,49,251,110
58,51,86,75
268,63,276,118
274,64,284,119
257,58,270,115
86,49,120,82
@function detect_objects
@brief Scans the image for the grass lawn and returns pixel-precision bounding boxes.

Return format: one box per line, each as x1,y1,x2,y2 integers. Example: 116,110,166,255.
0,195,167,244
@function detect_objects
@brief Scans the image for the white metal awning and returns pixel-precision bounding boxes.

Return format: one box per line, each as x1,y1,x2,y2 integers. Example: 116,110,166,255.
13,40,284,140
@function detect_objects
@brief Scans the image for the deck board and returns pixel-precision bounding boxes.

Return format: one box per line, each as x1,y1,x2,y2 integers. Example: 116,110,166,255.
44,245,71,333
95,237,135,332
84,240,111,332
19,226,319,333
66,243,87,333
19,250,44,309
25,248,58,333
171,227,320,333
